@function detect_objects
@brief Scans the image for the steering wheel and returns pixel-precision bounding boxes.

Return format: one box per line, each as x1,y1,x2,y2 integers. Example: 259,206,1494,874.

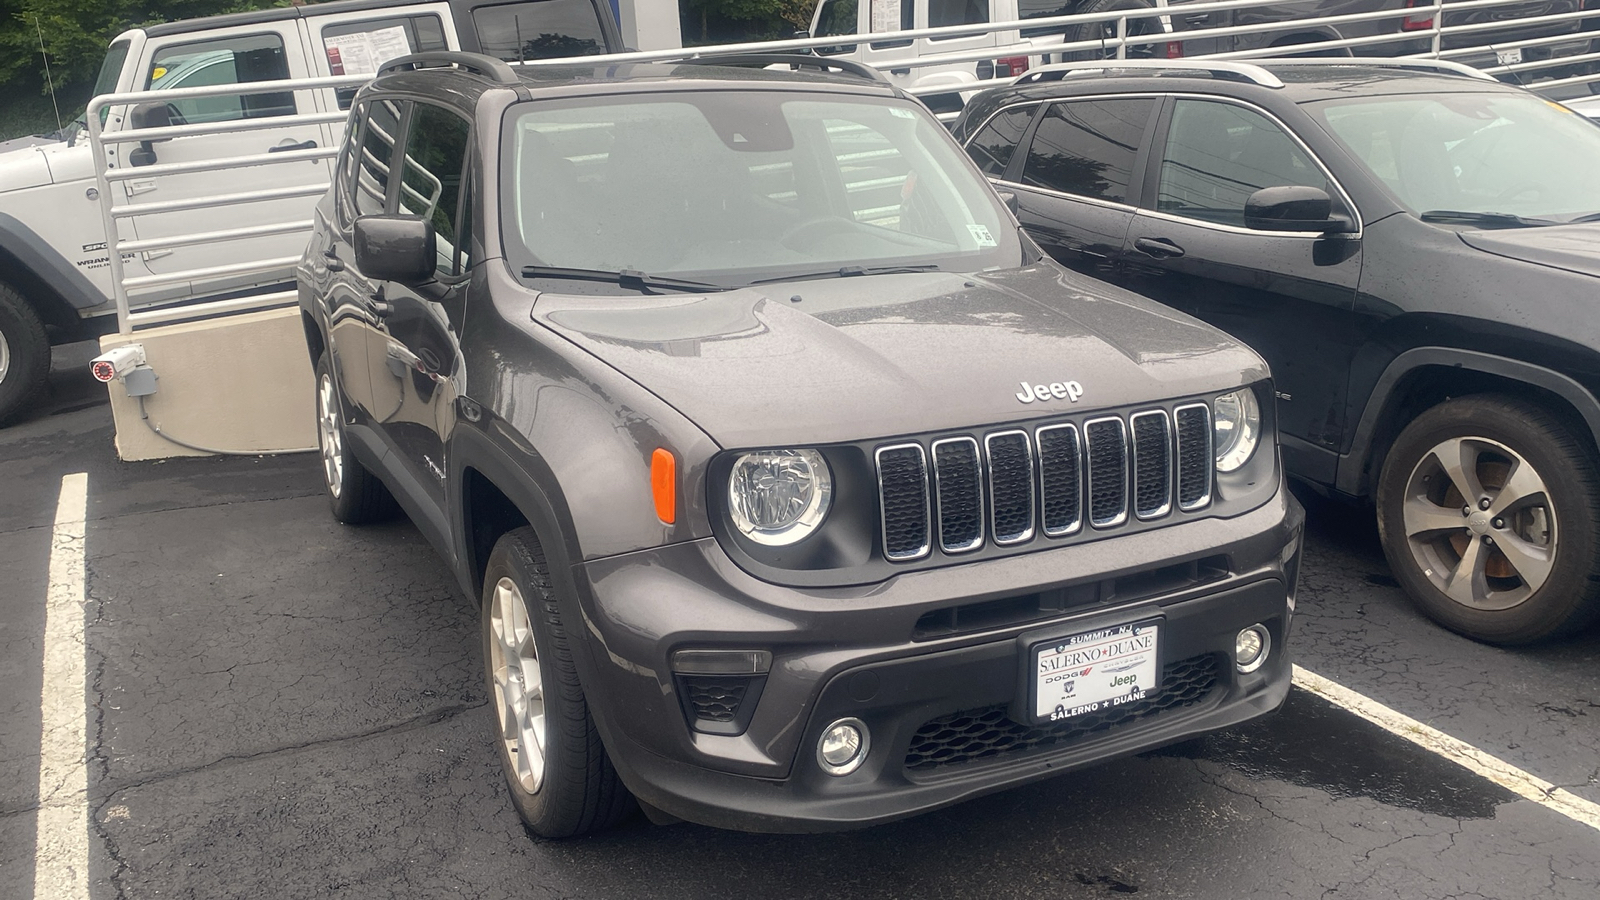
779,215,857,250
1494,181,1542,204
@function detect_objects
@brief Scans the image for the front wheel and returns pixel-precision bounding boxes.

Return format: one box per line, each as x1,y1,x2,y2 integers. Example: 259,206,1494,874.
1376,395,1600,644
0,281,51,427
482,527,634,838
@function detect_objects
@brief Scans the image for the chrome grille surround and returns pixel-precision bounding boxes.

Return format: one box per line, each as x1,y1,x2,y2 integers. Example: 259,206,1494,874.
1130,409,1173,521
984,430,1036,545
931,436,984,554
875,443,932,561
1174,403,1214,512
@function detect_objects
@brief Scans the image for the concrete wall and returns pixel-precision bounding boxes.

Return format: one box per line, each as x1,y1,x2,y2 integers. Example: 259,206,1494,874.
98,307,317,462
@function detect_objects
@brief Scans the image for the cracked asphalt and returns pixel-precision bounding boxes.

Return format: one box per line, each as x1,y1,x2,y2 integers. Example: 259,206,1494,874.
2,347,1597,899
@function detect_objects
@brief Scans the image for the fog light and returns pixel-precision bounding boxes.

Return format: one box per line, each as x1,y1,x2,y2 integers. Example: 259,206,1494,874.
817,718,869,776
1235,625,1270,674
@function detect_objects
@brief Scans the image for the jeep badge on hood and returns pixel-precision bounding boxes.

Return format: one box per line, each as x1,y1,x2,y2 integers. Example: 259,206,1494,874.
1016,380,1084,404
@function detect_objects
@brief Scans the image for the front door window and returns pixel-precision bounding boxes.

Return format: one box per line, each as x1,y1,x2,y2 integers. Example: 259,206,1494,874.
1155,99,1329,227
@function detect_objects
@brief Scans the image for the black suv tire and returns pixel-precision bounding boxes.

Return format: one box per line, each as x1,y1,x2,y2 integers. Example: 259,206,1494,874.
314,353,396,523
0,281,50,426
481,527,634,837
1376,395,1600,644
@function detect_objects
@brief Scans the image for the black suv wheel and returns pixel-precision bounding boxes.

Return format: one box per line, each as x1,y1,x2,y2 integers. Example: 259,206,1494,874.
1376,395,1600,644
314,353,395,523
0,281,50,426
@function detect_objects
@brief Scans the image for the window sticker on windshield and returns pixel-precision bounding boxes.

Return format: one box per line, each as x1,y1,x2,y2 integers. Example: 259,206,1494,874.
968,223,997,247
890,107,916,119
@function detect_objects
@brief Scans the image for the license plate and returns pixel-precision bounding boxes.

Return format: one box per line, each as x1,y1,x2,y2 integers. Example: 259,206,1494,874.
1032,620,1160,723
1496,48,1523,66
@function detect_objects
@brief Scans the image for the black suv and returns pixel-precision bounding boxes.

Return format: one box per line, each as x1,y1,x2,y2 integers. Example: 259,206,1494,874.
298,51,1302,836
954,58,1600,644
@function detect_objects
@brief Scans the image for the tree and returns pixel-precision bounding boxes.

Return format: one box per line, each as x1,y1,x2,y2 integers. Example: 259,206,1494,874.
680,0,817,45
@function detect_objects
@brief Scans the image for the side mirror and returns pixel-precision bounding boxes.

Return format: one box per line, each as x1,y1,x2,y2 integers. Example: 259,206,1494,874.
354,216,435,284
996,189,1020,215
127,101,173,168
1243,185,1354,234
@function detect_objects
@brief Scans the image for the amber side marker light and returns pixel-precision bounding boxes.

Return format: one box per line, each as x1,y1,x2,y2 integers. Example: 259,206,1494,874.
651,448,676,524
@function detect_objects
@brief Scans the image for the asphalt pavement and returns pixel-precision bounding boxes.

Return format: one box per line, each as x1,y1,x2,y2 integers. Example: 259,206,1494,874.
1,347,1597,899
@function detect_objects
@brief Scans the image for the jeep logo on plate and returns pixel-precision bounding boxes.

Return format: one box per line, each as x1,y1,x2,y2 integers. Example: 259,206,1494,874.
1015,380,1084,404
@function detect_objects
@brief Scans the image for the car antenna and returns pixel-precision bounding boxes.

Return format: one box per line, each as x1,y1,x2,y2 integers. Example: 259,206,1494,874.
33,14,64,136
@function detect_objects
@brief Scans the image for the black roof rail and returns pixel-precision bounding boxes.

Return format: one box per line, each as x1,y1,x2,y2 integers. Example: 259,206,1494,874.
376,51,520,85
681,52,890,85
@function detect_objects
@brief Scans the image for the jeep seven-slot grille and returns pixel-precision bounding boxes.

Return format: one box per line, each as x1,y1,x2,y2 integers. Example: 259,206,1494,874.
874,406,1211,562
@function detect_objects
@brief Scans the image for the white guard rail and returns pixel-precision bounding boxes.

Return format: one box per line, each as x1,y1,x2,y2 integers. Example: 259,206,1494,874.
86,74,367,335
81,0,1596,333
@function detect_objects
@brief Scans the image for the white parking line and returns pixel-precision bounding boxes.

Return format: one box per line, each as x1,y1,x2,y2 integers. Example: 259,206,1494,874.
34,473,89,900
1293,665,1600,833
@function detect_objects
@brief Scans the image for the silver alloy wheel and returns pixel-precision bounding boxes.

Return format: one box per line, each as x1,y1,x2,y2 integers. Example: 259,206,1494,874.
0,327,10,385
1401,436,1556,611
317,374,343,498
489,576,546,794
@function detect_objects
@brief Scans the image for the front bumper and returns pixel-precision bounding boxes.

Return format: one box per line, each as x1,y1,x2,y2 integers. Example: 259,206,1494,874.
567,482,1304,832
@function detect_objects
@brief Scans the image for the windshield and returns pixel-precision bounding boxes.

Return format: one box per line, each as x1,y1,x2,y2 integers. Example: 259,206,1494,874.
502,91,1021,286
1311,92,1600,223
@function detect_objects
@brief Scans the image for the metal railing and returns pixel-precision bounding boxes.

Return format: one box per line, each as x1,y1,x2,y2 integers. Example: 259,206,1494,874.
85,74,366,334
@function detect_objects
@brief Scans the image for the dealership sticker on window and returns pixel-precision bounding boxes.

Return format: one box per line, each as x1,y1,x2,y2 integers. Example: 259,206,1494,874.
968,223,997,247
324,26,410,76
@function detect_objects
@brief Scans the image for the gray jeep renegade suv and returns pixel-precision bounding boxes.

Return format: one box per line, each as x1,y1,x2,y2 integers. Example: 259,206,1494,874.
297,51,1305,836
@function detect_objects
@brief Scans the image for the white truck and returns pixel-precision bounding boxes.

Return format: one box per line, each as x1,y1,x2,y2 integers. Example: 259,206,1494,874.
0,0,623,424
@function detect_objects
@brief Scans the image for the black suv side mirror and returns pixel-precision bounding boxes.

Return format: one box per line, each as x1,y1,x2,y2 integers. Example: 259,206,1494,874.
354,216,436,284
1244,186,1355,234
128,101,173,167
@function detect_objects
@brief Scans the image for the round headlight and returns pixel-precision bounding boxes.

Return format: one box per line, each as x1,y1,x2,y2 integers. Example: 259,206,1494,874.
1213,388,1261,473
728,449,832,546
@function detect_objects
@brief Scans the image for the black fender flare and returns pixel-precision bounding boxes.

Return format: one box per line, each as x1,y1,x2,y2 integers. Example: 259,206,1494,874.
0,212,107,332
1335,347,1600,496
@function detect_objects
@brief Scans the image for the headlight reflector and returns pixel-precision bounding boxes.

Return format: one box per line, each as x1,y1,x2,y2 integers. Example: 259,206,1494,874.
1213,388,1261,472
728,449,832,545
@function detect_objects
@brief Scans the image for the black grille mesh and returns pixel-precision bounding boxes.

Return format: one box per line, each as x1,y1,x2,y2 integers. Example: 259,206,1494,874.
903,654,1220,771
933,440,983,551
683,676,750,724
1132,413,1171,518
878,446,930,559
1037,425,1082,535
987,433,1034,542
1175,405,1212,509
1086,419,1128,526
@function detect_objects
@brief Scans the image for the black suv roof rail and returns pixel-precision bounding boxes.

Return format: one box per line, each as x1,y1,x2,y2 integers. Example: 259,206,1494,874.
377,51,520,85
677,52,891,85
1016,59,1286,89
1255,57,1498,82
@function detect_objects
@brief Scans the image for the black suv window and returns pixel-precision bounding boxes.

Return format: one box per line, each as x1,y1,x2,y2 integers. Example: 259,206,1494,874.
966,106,1035,179
1156,99,1329,227
146,33,294,124
398,103,472,275
473,0,606,62
354,99,404,218
1021,98,1155,204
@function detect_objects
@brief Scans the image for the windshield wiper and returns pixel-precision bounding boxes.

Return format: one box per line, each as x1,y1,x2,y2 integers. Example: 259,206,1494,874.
749,264,940,285
1419,210,1557,228
518,266,724,294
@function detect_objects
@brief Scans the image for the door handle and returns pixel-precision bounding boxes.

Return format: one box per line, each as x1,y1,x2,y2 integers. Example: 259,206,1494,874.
1134,237,1185,259
268,139,318,153
323,248,343,272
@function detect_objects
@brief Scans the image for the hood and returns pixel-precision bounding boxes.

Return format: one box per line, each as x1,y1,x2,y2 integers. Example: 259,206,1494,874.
1458,224,1600,279
0,143,56,193
533,265,1266,449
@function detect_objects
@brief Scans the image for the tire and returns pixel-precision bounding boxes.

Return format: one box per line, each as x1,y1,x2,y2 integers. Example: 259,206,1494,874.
1376,395,1600,644
314,352,395,523
481,527,634,838
0,281,51,427
1063,0,1162,61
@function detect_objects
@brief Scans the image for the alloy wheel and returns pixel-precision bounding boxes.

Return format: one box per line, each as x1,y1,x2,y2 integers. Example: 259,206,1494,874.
317,374,343,498
1401,436,1556,611
0,327,10,385
489,576,546,794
